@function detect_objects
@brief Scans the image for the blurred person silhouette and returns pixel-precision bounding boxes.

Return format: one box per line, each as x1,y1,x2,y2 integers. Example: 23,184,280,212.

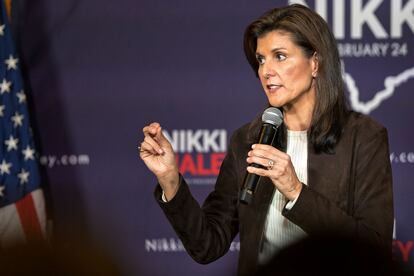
0,240,121,275
256,234,410,276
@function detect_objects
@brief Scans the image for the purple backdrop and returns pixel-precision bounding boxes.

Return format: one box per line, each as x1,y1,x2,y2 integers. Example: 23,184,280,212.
10,0,414,274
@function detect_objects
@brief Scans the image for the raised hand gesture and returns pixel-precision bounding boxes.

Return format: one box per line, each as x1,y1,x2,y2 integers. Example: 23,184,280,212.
139,122,179,200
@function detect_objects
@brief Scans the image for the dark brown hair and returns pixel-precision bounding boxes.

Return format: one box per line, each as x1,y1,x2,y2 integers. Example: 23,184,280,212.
244,4,349,153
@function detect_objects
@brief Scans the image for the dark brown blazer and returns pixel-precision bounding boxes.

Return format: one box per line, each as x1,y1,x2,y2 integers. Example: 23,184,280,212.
154,111,393,276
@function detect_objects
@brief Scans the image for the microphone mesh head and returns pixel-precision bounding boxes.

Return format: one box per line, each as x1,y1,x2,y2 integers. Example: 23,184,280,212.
262,107,283,127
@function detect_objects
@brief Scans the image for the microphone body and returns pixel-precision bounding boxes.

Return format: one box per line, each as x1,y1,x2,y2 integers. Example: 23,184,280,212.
240,108,283,204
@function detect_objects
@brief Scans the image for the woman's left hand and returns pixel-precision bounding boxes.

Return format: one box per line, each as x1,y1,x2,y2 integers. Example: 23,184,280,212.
246,144,302,201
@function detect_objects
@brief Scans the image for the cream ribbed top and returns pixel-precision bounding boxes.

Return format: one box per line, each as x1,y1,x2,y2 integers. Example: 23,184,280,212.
258,129,308,264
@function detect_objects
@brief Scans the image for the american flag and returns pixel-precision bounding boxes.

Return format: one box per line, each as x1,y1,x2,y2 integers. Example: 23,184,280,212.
0,0,46,245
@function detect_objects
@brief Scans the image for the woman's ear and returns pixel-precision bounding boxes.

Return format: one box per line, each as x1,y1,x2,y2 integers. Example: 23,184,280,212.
311,52,319,78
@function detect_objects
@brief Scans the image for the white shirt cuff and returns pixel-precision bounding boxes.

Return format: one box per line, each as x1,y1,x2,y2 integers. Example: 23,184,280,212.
285,195,299,210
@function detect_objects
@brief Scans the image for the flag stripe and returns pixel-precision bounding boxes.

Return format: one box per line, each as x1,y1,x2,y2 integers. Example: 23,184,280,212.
0,201,25,246
15,190,43,241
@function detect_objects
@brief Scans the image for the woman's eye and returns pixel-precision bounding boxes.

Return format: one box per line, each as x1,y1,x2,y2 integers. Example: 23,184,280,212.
276,53,286,61
256,56,265,65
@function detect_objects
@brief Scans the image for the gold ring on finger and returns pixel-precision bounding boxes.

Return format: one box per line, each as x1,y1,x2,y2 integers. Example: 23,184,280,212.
267,159,275,170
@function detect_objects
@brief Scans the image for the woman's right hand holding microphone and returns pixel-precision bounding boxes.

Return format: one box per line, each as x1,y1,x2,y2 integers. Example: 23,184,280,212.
139,122,179,201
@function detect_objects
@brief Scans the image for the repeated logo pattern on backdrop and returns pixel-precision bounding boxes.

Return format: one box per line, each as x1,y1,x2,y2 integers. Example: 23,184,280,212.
163,129,227,185
14,0,414,274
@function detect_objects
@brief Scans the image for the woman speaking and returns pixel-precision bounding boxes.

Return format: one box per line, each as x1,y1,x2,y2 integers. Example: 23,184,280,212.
138,4,393,275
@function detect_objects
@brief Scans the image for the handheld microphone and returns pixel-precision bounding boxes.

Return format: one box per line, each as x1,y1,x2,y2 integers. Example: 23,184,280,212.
240,107,283,204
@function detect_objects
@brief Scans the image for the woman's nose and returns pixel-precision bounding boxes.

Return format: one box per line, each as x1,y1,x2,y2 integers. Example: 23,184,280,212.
262,63,276,80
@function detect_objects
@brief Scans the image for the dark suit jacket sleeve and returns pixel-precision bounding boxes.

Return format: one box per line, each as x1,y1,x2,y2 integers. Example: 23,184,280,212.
154,132,241,264
283,127,393,250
